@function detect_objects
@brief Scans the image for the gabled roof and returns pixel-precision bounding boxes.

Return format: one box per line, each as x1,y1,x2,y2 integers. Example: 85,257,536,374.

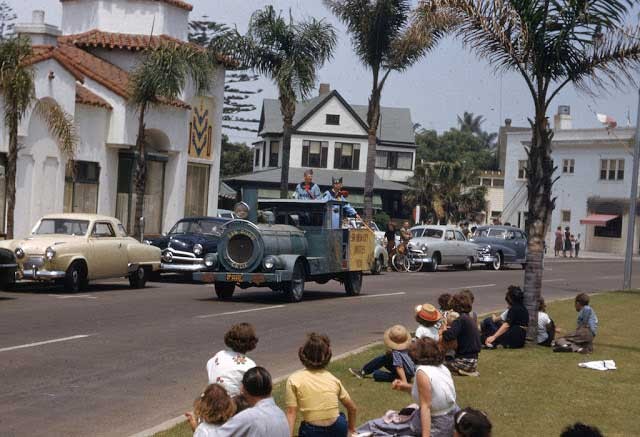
258,90,416,145
76,84,112,109
59,0,193,12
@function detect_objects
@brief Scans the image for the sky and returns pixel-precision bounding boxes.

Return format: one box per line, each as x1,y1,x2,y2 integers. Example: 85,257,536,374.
9,0,640,144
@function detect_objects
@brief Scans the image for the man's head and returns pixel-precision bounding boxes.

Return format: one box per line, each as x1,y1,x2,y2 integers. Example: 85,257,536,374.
332,176,343,191
304,169,313,184
240,367,273,405
403,220,410,229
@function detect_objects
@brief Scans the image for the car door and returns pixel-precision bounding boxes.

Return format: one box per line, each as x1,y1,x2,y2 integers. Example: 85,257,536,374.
514,230,528,261
443,230,456,264
89,222,127,278
456,230,475,262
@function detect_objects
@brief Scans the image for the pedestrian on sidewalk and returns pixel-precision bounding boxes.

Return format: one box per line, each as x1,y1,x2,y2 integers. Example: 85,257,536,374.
575,233,581,258
563,226,572,257
554,226,563,257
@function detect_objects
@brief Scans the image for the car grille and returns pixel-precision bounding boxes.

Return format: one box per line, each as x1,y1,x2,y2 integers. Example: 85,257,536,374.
23,256,45,268
162,248,200,264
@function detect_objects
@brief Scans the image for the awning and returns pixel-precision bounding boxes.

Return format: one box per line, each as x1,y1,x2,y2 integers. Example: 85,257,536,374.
219,181,237,200
580,214,619,226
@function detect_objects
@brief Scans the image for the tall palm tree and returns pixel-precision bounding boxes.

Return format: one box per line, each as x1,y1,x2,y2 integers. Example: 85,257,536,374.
457,111,483,134
421,0,640,338
326,0,450,220
219,6,336,198
128,41,212,238
0,36,77,239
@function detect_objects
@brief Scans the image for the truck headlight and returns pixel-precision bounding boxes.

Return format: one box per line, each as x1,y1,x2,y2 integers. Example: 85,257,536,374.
15,247,25,259
45,246,56,261
263,256,277,271
204,253,217,268
193,244,203,256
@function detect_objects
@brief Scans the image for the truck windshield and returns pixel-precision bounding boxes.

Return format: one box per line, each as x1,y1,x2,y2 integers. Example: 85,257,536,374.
34,219,89,236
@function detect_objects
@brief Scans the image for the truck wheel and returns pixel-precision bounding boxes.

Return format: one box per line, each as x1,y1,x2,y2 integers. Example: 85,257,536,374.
129,266,148,289
371,256,384,275
215,283,235,299
65,261,87,293
283,261,305,303
345,271,363,296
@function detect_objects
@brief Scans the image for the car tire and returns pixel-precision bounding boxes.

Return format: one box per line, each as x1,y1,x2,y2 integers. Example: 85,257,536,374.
428,254,440,272
371,256,384,275
65,261,87,293
283,261,305,303
0,270,15,291
521,263,527,270
129,266,148,289
215,283,235,299
345,271,363,296
488,252,502,271
464,257,473,271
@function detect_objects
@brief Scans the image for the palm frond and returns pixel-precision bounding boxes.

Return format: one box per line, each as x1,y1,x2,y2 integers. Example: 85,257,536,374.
33,98,78,158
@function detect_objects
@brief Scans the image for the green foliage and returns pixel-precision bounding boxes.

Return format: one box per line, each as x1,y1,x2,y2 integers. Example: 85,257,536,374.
219,135,253,177
373,211,391,229
415,127,496,171
0,36,35,126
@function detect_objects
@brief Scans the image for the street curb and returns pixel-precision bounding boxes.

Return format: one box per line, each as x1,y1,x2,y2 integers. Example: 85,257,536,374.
128,341,381,437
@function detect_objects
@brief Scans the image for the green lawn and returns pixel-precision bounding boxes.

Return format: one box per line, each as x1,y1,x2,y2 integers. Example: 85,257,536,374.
155,291,639,437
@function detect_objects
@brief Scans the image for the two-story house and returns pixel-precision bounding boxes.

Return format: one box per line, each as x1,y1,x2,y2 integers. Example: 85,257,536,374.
225,84,414,217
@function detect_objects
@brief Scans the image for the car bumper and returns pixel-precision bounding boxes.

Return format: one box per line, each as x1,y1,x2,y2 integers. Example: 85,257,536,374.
413,255,434,264
193,271,292,285
161,263,209,273
477,255,496,263
19,268,66,280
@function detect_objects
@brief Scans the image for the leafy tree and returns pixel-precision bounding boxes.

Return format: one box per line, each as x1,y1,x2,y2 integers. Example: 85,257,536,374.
416,126,496,170
325,0,449,220
0,36,78,239
0,1,16,41
128,42,212,238
457,110,497,148
219,134,253,177
422,0,640,337
216,6,337,198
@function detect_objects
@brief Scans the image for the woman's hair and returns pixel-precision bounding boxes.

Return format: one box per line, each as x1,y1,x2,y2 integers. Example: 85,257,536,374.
454,408,492,437
224,323,259,354
560,422,603,437
194,384,236,425
451,293,472,314
438,293,453,311
298,333,332,370
538,297,547,312
409,337,444,366
575,293,590,306
242,366,272,397
460,288,475,304
505,285,524,305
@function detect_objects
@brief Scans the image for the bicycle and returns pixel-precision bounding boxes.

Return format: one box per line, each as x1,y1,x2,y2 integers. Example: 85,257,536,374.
391,243,424,272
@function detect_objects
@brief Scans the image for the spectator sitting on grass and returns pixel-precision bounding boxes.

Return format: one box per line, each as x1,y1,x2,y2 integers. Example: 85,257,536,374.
442,293,482,377
560,422,603,437
414,303,443,341
206,323,258,397
214,366,289,437
286,333,358,437
349,325,416,384
438,293,460,325
553,293,598,354
483,286,529,349
459,289,478,324
536,297,556,347
185,384,236,437
454,407,492,437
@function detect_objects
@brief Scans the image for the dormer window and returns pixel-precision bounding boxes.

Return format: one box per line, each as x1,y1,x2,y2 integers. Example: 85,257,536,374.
326,114,340,125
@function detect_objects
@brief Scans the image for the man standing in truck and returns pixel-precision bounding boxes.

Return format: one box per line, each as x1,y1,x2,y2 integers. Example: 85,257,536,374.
293,169,322,200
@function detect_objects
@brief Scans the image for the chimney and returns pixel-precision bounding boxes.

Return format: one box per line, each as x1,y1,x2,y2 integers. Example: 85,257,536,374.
554,105,572,130
504,118,512,127
319,83,331,96
15,10,61,46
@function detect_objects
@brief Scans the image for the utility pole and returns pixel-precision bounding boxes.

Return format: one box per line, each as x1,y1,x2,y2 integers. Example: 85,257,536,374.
623,89,640,290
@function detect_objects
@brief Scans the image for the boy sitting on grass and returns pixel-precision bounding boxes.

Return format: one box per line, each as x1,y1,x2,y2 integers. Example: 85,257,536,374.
349,325,415,384
553,293,598,354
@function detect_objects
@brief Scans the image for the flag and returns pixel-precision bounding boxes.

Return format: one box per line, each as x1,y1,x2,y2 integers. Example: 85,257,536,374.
597,113,617,129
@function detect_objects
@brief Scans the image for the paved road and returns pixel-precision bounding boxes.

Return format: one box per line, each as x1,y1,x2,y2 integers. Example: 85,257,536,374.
0,259,634,437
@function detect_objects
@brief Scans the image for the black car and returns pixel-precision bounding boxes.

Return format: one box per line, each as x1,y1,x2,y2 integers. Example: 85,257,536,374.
470,225,528,270
0,247,17,289
146,217,230,278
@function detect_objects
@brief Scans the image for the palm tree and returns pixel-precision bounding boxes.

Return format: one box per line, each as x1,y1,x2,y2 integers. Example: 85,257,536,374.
0,36,77,239
325,0,450,220
218,7,336,198
421,0,640,338
128,41,213,238
457,111,483,134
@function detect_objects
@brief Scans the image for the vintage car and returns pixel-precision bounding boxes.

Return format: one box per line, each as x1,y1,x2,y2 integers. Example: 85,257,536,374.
408,225,480,272
470,225,528,270
0,214,161,292
146,216,230,278
193,199,375,302
0,248,17,289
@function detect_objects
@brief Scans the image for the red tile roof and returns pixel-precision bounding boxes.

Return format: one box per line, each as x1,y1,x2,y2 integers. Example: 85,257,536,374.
76,84,113,109
59,0,193,12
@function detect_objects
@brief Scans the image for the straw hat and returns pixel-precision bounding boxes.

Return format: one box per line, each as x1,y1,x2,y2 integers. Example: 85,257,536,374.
415,303,441,324
384,325,412,350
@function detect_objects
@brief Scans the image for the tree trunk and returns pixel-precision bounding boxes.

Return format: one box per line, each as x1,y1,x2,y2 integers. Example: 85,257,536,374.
279,97,295,199
364,88,382,221
5,110,18,240
523,105,555,341
133,102,147,240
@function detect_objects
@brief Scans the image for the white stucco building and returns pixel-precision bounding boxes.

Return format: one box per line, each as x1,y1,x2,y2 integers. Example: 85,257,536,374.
502,106,637,254
470,170,504,224
1,0,231,238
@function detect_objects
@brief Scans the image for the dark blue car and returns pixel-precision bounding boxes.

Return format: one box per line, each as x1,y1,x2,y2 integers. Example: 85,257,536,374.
146,217,230,278
470,225,528,270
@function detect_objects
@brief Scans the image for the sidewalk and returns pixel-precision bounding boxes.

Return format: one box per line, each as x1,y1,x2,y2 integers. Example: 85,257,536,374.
545,251,638,262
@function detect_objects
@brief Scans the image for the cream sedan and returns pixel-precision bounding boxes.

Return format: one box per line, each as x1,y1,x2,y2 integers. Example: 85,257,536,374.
0,214,161,292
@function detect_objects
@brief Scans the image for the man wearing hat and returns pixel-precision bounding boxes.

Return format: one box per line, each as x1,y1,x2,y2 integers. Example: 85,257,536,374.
323,176,358,227
293,169,321,200
348,325,415,384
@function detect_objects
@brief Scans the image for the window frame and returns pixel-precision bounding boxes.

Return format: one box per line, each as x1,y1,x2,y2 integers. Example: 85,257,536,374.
91,221,116,239
64,160,100,214
517,160,527,180
325,114,340,125
254,147,261,167
334,142,360,170
562,159,575,174
375,150,414,171
561,210,571,223
600,159,624,181
269,141,280,167
302,140,328,168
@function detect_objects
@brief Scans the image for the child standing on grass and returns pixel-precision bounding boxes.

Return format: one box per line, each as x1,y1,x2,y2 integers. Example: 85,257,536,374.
414,303,443,341
349,325,416,384
554,293,598,354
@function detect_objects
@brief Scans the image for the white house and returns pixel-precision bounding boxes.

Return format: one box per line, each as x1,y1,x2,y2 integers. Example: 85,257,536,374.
1,0,232,238
470,170,504,224
502,105,637,255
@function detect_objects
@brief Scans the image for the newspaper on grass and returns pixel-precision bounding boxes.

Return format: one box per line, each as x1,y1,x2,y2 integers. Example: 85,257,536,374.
578,360,617,371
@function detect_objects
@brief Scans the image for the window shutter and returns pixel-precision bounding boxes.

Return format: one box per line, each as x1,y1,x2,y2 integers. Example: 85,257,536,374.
321,144,328,168
302,145,309,167
334,145,342,169
353,148,360,170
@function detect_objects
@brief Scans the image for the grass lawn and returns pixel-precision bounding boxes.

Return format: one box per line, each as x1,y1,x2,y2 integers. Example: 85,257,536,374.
155,291,639,437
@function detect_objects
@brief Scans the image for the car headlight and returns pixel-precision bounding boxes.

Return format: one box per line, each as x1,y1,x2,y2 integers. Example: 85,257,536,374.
263,256,277,271
193,244,203,256
15,247,25,259
143,239,152,245
204,253,217,268
45,246,56,261
420,244,428,252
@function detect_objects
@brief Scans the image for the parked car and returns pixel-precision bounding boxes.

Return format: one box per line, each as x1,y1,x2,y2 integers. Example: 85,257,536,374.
193,199,374,302
0,248,17,289
470,225,528,270
408,225,479,272
146,217,230,278
0,214,161,292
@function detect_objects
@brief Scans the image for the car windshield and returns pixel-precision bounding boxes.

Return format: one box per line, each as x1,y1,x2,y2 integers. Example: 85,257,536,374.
422,228,444,239
170,219,225,235
34,219,89,236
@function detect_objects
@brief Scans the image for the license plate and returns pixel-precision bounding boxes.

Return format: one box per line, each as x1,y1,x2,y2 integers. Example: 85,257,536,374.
226,273,243,282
